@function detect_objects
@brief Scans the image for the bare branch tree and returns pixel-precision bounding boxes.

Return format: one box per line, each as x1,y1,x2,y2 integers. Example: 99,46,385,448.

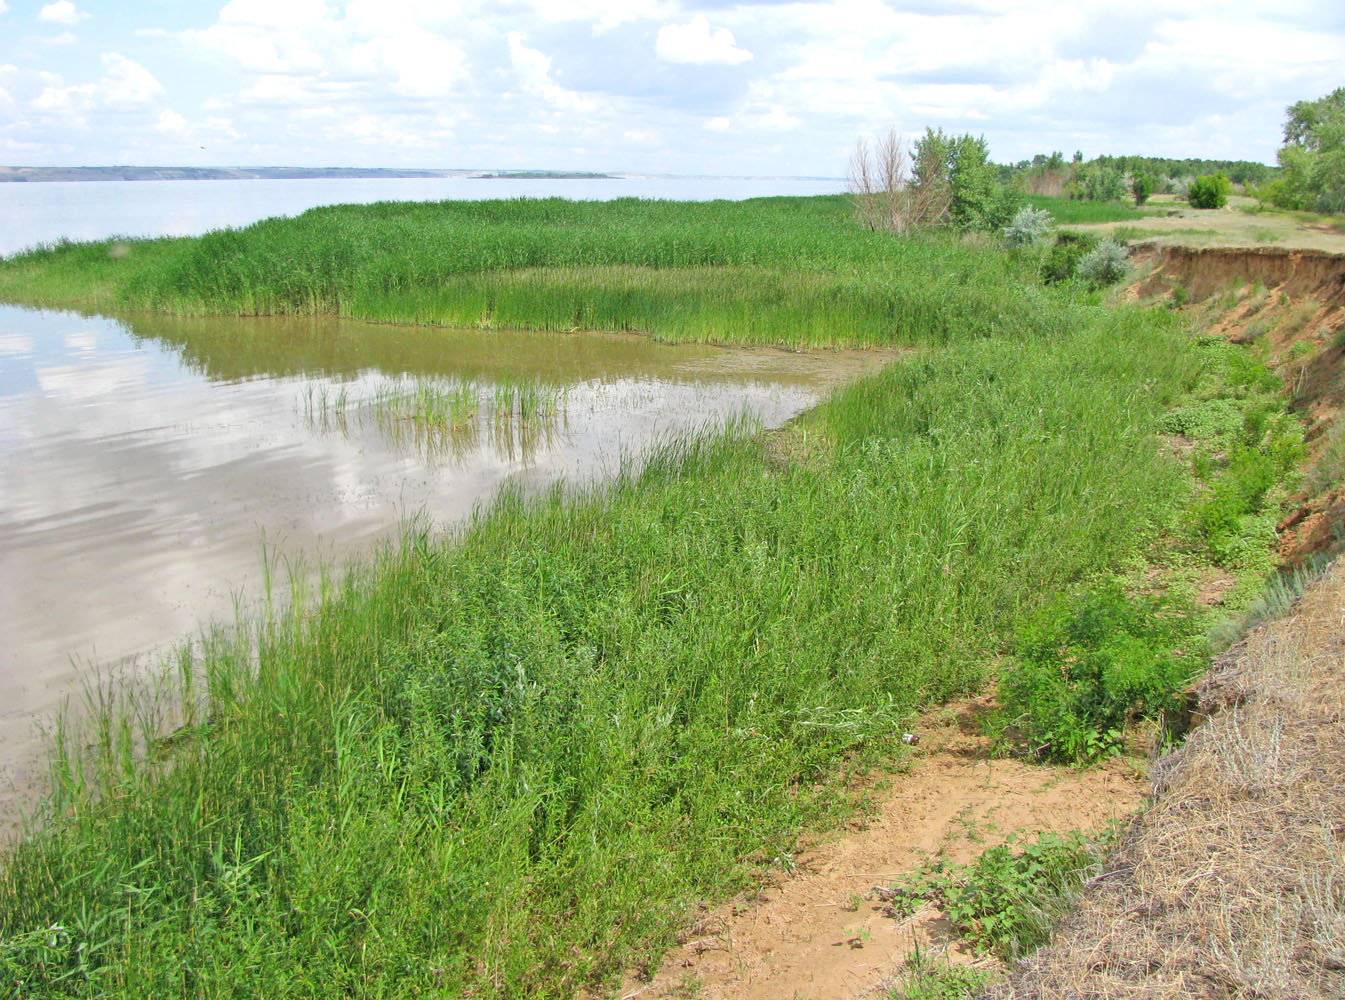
848,127,949,234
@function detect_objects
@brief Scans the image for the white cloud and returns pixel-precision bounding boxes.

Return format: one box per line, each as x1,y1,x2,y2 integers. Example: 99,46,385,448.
98,53,165,107
37,1,88,26
656,15,752,66
0,1,10,15
41,31,78,45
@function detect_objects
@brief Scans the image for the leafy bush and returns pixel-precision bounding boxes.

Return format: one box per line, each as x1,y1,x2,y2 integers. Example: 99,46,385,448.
992,586,1197,762
1076,238,1130,287
1040,231,1098,284
887,829,1109,959
1002,206,1054,248
1188,172,1231,209
1132,172,1153,206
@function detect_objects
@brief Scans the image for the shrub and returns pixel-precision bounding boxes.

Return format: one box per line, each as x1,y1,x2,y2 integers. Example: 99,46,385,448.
1076,238,1129,287
1187,172,1231,209
1002,206,1054,248
887,829,1110,959
992,586,1196,762
1040,231,1097,284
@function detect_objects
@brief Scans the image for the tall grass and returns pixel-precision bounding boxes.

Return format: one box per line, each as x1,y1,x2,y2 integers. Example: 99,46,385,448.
1024,194,1154,225
0,198,1053,348
0,298,1206,997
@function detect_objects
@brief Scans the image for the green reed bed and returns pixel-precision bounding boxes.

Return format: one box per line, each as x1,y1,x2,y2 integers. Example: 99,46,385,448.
1,297,1210,997
0,197,1048,348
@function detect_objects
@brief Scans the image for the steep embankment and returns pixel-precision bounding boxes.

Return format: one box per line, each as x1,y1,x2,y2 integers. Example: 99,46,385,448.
988,243,1345,999
1132,243,1345,569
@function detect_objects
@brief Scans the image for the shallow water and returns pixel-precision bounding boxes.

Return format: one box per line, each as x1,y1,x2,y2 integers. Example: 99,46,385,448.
0,305,885,824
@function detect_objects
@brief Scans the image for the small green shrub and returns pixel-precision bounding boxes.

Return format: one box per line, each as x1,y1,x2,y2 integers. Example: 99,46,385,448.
1040,231,1098,284
1076,238,1130,287
1002,206,1053,248
1170,285,1189,308
887,829,1110,959
1188,172,1231,209
992,586,1197,762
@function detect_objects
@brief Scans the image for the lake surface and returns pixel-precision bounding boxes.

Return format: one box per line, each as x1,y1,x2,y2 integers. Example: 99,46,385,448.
0,304,885,826
0,175,846,256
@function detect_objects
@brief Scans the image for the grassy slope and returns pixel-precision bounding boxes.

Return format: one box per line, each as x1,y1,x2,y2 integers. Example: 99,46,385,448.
0,198,1294,997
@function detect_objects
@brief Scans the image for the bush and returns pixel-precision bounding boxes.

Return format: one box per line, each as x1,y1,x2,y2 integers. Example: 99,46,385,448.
1076,238,1130,287
993,586,1197,762
1040,231,1097,284
1002,206,1054,248
1187,172,1231,209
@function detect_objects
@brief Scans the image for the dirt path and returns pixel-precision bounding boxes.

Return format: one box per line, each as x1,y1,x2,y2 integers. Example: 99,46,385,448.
615,701,1145,1000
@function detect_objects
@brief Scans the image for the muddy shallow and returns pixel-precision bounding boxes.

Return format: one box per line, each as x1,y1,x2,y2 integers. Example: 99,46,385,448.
0,306,888,826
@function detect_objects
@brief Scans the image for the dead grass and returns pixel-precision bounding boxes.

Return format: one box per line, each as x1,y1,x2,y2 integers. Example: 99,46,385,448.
991,558,1345,999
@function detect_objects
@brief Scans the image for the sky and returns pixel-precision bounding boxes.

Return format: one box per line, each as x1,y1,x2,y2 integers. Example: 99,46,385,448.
0,0,1340,176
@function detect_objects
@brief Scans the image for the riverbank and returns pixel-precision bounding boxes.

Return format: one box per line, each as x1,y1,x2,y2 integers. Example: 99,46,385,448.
0,199,1313,997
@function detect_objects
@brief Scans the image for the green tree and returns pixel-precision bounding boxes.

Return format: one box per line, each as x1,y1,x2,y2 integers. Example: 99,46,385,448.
911,129,1017,231
1272,88,1345,214
1132,172,1153,206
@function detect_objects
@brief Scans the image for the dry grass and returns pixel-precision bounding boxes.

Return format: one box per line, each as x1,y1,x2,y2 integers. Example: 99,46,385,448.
992,558,1345,999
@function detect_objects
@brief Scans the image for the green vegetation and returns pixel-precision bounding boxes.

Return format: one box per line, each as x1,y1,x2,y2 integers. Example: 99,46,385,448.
1263,87,1345,214
1187,173,1232,209
1132,172,1153,206
1022,194,1148,224
884,951,997,999
886,828,1112,959
1076,238,1130,288
992,586,1195,762
302,375,567,461
1,196,1050,349
0,195,1305,997
1040,231,1099,284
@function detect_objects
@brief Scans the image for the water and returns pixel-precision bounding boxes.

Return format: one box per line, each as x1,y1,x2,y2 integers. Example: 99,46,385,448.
0,175,846,256
0,304,885,824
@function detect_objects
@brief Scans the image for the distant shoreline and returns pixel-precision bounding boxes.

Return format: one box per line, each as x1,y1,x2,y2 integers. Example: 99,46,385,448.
0,166,619,183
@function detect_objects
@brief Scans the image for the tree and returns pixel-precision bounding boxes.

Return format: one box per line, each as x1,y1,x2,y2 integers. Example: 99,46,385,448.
848,127,1017,234
848,129,949,234
1271,89,1345,214
1132,172,1153,206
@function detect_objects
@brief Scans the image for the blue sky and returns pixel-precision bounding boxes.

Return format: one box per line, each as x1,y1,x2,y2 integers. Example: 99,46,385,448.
0,0,1340,175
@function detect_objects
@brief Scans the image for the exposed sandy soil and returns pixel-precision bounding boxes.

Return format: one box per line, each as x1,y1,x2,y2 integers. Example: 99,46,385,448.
1075,195,1345,255
609,701,1145,1000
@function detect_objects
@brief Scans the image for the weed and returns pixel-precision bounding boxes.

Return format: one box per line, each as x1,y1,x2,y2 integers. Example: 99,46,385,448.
886,828,1112,960
884,946,997,999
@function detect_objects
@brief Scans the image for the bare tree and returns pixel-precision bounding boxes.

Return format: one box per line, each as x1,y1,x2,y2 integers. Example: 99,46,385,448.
848,128,950,234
